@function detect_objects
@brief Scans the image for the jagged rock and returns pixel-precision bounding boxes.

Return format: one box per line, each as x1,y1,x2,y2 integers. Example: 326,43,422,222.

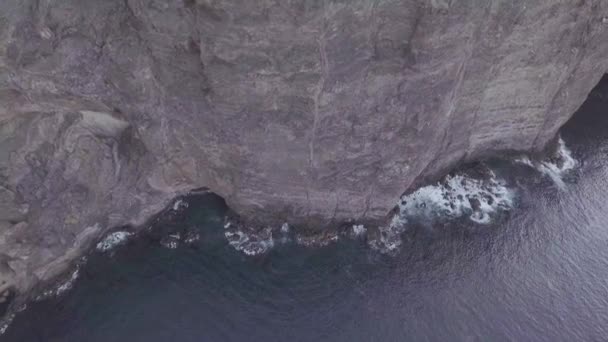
0,0,607,296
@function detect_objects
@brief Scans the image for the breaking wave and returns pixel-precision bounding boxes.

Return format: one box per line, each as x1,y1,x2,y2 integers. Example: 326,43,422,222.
516,137,577,189
35,261,85,302
397,174,513,224
0,313,14,335
0,138,580,337
224,223,277,256
223,137,578,256
222,172,515,256
96,231,133,252
369,173,514,254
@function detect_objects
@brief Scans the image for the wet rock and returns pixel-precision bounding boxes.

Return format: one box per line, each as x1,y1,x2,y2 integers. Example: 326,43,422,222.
468,198,482,212
296,231,339,248
160,234,180,250
484,195,495,206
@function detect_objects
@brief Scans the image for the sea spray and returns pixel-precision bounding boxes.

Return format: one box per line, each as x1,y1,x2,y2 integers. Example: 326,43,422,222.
538,137,577,189
96,231,133,252
515,137,578,189
368,215,408,254
397,174,513,224
223,171,516,256
36,259,87,301
351,224,367,237
0,313,14,335
221,139,577,256
224,224,276,256
172,199,189,211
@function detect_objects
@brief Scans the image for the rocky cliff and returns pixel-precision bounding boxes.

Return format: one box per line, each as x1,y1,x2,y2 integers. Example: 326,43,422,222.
1,0,607,299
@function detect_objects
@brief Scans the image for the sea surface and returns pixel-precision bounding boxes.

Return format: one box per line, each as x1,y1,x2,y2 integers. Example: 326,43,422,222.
3,78,608,341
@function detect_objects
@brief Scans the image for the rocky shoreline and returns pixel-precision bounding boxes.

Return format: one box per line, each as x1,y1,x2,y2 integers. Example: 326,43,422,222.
1,0,607,330
1,132,579,329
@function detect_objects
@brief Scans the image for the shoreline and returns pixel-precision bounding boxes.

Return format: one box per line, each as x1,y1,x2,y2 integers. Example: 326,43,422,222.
0,133,572,333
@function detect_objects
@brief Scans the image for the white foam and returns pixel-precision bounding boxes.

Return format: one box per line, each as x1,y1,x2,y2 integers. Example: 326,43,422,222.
223,169,516,256
369,173,514,254
161,239,179,249
0,303,22,336
172,199,188,211
96,231,132,252
538,138,577,190
36,266,82,301
55,268,79,296
538,164,566,189
398,174,513,223
160,233,180,249
515,137,578,190
280,223,290,233
295,232,339,247
0,313,14,335
183,231,200,244
515,156,534,167
225,228,275,256
351,224,367,237
369,222,406,254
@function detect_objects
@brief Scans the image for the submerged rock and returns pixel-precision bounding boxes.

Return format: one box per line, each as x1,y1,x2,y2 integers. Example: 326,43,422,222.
0,0,607,300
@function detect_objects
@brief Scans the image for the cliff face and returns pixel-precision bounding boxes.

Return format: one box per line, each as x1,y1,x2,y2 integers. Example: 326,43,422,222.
1,0,607,295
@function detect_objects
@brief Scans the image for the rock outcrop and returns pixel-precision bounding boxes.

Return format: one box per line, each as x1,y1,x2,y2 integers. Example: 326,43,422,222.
1,0,607,297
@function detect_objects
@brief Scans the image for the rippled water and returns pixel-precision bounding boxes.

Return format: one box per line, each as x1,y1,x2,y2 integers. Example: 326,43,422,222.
4,79,608,341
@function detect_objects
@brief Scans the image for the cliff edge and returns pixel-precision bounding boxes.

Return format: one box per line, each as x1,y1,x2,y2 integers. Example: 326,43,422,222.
1,0,608,298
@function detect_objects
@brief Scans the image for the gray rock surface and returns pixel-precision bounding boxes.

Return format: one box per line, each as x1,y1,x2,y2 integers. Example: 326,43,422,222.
0,0,607,297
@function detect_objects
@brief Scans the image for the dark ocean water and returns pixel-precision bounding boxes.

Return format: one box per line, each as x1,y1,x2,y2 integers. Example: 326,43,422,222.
4,78,608,342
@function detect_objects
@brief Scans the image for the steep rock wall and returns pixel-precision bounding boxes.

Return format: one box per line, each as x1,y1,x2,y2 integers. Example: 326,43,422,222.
0,0,607,295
